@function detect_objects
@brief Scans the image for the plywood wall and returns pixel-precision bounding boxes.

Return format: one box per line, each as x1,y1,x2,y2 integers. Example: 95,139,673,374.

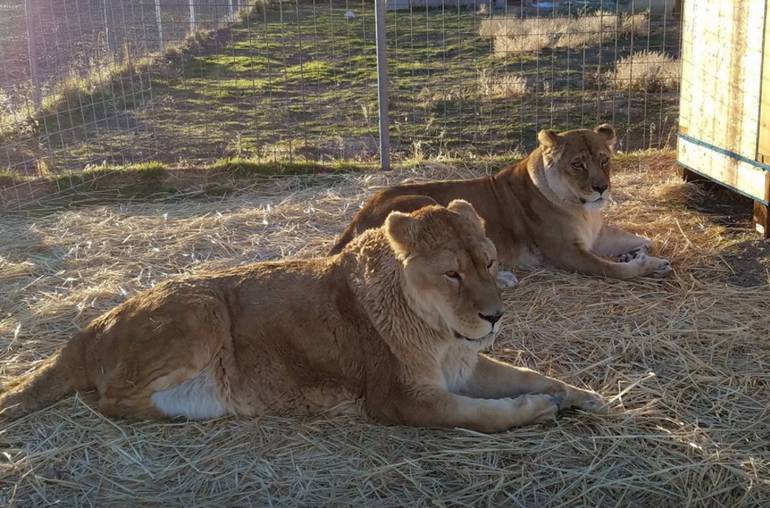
758,0,770,165
678,0,770,204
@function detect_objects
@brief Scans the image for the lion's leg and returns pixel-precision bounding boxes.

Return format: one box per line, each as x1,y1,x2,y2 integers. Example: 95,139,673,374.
460,355,606,413
98,395,166,420
97,360,231,421
89,290,233,420
553,245,671,279
592,225,651,259
98,366,229,421
373,387,560,433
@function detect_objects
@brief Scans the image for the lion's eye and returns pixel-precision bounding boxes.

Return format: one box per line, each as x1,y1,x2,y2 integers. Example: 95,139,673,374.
487,260,496,270
444,271,461,281
571,160,583,170
600,157,609,167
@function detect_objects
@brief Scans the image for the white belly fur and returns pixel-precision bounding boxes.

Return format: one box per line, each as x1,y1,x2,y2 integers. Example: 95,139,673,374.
150,368,228,419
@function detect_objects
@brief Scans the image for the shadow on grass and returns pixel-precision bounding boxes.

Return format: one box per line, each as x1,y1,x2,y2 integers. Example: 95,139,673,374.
2,3,680,176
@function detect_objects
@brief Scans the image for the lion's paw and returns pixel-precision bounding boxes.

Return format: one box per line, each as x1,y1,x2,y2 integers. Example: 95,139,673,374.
522,394,560,423
573,390,609,414
496,270,519,289
618,243,651,263
644,256,672,278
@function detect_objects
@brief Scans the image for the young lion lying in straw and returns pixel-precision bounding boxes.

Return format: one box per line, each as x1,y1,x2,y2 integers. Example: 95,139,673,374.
330,125,671,282
0,201,605,432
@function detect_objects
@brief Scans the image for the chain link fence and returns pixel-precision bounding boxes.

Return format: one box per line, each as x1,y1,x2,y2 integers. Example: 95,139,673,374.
0,0,682,181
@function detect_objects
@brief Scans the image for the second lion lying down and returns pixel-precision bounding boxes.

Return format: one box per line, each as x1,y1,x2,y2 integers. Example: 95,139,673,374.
0,201,605,432
330,125,671,280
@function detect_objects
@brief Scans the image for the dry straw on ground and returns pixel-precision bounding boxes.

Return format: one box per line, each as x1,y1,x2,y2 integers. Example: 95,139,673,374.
610,50,681,92
481,12,649,56
0,153,769,505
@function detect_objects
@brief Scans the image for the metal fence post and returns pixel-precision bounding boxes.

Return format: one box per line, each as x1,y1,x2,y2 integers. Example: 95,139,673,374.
23,0,41,110
374,0,390,171
154,0,164,53
102,0,116,61
189,0,196,33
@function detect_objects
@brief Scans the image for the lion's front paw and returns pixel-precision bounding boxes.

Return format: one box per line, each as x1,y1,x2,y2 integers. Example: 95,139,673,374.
573,390,609,414
625,252,672,278
522,393,561,423
618,242,651,263
643,255,672,278
496,270,519,289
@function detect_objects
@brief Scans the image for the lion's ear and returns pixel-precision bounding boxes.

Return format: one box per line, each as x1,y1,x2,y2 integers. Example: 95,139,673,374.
448,199,485,232
595,123,617,152
537,129,560,148
385,211,420,257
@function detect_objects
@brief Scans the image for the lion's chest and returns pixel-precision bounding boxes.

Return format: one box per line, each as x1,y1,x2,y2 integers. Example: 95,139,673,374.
440,342,485,392
575,209,604,249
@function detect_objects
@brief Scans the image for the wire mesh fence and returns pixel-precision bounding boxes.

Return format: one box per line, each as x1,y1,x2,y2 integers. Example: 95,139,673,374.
0,0,682,182
391,0,682,158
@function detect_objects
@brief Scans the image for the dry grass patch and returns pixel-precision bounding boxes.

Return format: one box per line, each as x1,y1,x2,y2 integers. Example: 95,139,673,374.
416,85,469,109
0,152,769,505
610,49,681,92
482,12,649,56
416,69,529,108
478,69,530,99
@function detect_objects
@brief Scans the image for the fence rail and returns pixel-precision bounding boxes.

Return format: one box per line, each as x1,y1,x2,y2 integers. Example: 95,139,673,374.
0,0,682,180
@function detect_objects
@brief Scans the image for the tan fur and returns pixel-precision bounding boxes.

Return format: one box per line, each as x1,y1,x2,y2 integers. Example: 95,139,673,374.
331,125,671,279
0,201,605,432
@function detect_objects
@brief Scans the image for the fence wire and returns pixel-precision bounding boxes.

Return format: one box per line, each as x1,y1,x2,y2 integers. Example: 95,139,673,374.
0,0,681,181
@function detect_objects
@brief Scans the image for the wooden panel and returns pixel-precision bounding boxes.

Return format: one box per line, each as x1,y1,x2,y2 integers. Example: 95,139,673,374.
757,172,770,236
758,0,770,173
678,0,770,204
678,1,765,158
755,201,770,238
678,137,769,203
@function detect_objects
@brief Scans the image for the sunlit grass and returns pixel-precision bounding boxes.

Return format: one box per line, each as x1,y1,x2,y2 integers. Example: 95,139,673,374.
2,3,679,176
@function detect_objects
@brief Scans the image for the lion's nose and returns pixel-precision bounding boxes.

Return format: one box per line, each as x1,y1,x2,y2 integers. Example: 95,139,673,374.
479,312,503,325
593,184,608,194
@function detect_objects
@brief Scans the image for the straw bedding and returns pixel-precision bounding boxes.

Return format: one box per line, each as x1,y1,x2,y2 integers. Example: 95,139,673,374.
0,153,768,506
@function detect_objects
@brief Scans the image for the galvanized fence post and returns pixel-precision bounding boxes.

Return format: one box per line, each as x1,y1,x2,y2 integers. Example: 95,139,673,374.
102,0,116,60
189,0,197,33
374,0,390,171
23,0,41,111
154,0,164,53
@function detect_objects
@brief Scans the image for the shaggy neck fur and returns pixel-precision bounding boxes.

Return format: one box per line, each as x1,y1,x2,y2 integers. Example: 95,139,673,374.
338,230,455,373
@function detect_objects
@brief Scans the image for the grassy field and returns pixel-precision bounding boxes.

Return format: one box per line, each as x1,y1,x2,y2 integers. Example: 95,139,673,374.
1,2,680,177
0,152,768,505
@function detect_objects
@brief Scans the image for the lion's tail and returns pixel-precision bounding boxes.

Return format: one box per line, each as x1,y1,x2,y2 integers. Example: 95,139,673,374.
0,335,88,420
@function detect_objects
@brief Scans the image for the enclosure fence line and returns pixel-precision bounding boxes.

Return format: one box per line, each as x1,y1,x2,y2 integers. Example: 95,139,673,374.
374,0,391,172
0,1,682,195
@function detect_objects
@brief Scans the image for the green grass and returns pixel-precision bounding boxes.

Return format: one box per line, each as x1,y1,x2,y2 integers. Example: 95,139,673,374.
208,157,377,175
1,156,383,211
1,3,680,177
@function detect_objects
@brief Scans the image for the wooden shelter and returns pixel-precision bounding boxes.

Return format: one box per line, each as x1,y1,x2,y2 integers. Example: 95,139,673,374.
677,0,770,237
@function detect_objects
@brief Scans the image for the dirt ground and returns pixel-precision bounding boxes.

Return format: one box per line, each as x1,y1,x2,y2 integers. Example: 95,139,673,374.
0,151,768,506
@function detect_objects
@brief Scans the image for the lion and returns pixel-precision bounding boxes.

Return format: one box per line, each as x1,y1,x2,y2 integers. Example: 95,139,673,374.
0,201,605,432
330,125,671,281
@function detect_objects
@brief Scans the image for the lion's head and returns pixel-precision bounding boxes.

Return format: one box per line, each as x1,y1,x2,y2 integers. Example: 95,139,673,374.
536,124,617,209
384,200,503,342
